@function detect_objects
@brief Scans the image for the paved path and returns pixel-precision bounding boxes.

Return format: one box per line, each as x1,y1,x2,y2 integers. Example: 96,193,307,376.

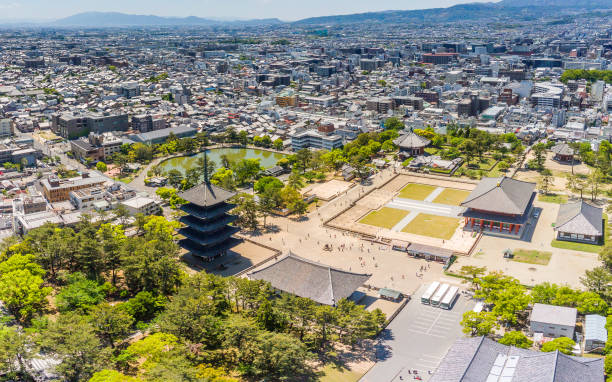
424,187,444,202
387,197,465,218
391,211,418,232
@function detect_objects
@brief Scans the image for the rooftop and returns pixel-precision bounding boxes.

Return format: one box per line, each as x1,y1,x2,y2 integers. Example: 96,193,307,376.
530,303,577,327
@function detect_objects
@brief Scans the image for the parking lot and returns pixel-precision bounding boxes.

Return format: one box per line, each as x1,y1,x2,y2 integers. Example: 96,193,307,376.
360,283,474,382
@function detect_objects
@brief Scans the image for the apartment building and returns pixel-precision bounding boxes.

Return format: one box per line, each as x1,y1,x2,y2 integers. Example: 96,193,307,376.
41,174,106,202
291,129,343,151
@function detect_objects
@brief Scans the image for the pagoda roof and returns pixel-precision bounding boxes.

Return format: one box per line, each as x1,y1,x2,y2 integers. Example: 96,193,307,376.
179,182,236,207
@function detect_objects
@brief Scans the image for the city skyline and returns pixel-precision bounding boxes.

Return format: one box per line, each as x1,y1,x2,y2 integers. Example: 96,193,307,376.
0,0,498,21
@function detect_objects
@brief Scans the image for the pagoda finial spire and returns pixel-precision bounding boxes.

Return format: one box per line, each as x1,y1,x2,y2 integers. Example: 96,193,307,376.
203,150,210,184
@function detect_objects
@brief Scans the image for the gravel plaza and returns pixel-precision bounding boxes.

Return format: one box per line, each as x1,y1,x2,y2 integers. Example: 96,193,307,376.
361,283,475,382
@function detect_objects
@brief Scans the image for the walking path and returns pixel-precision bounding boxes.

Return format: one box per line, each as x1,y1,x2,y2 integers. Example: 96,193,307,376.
424,186,444,202
391,211,419,232
387,198,465,218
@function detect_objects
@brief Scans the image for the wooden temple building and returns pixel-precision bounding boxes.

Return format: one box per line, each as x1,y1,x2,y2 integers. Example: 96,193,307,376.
460,177,536,237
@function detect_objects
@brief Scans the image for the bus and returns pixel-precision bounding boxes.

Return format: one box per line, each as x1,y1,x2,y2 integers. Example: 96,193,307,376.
440,286,459,310
431,283,450,307
421,281,440,305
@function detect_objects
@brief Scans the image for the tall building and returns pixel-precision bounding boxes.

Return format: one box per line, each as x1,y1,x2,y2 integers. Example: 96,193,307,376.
177,153,240,261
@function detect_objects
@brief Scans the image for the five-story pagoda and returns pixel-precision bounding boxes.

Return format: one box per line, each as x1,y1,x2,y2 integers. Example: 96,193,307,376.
177,152,241,261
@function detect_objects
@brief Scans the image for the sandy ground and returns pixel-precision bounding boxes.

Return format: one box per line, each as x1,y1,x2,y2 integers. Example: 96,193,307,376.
304,179,354,200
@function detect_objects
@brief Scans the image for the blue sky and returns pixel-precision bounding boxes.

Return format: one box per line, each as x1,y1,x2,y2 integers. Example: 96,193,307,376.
0,0,498,21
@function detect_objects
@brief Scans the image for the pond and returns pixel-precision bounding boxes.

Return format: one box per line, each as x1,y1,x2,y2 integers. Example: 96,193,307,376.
158,148,287,174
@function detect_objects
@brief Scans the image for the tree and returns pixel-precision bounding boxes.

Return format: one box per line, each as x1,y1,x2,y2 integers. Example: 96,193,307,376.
384,117,404,130
120,291,165,324
459,139,477,166
234,158,262,185
41,313,110,381
211,168,236,191
249,331,314,380
273,139,284,151
0,326,37,377
498,331,533,349
538,168,553,195
96,161,107,172
166,169,184,188
605,354,612,376
287,171,304,190
576,291,608,315
97,223,126,286
580,266,612,295
461,311,498,336
259,186,282,227
0,254,52,322
458,265,487,290
233,194,259,231
587,169,604,201
566,173,586,199
55,272,108,313
532,143,547,170
295,149,312,173
89,303,134,348
89,370,140,382
540,337,575,355
254,176,283,194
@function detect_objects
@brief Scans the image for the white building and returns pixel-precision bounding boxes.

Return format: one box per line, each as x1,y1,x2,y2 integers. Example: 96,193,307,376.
0,119,13,138
529,303,577,339
120,196,160,216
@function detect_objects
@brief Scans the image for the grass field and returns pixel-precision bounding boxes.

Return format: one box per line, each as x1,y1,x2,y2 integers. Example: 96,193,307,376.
432,188,471,206
359,207,409,229
318,364,362,382
511,249,552,265
401,213,459,240
538,194,568,204
398,183,437,200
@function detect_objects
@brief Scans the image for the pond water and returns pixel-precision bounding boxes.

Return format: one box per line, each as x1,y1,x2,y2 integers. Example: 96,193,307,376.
158,148,287,174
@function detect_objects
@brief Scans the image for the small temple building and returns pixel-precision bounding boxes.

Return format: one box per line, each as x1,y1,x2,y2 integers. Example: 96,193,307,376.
551,142,575,162
248,252,371,306
393,129,431,158
177,153,241,261
460,176,536,237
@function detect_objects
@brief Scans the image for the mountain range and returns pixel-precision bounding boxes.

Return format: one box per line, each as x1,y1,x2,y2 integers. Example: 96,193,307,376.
5,0,612,28
50,12,282,27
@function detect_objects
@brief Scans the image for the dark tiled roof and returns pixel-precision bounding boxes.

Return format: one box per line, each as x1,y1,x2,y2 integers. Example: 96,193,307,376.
551,143,575,156
247,252,370,306
460,177,536,215
393,131,431,149
430,336,603,382
179,182,236,207
555,200,602,236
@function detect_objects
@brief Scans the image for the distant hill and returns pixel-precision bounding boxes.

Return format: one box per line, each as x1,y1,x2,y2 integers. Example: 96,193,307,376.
53,12,282,27
294,0,612,25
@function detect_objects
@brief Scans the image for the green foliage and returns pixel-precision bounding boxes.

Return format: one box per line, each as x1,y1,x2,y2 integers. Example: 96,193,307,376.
120,291,165,324
540,337,575,355
254,176,284,194
89,303,134,348
96,161,108,172
0,325,37,376
461,311,498,336
0,254,51,322
55,272,108,313
89,369,140,382
498,331,533,349
560,69,612,84
41,313,110,381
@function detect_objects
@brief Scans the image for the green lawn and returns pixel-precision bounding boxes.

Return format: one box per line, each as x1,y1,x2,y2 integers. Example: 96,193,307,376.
398,183,437,200
401,213,459,240
318,364,362,382
511,249,552,265
538,194,568,204
359,207,409,229
432,188,471,206
550,240,602,253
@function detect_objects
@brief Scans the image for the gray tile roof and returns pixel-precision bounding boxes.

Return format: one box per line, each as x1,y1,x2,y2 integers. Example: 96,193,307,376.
247,252,370,306
584,315,607,343
179,182,236,207
551,143,575,156
393,131,431,149
530,303,577,327
460,177,536,215
554,200,603,236
430,336,603,382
